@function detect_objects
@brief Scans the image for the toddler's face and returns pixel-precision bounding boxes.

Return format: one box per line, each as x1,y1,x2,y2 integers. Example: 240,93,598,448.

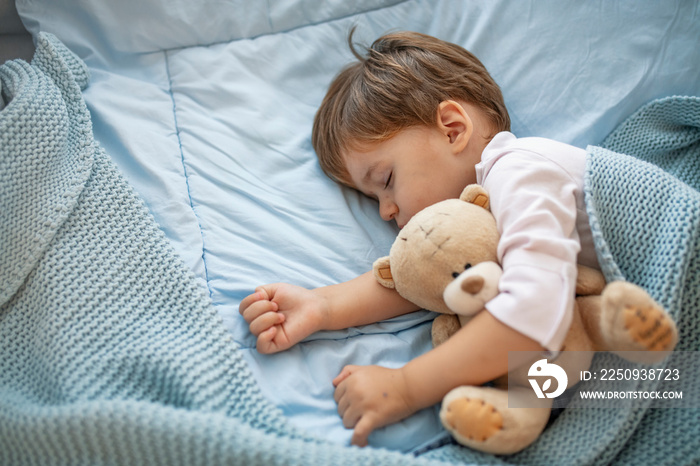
344,126,474,229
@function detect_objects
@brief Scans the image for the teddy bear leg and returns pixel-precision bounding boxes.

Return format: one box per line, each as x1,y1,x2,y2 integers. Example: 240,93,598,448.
578,295,606,348
440,385,551,455
583,281,678,363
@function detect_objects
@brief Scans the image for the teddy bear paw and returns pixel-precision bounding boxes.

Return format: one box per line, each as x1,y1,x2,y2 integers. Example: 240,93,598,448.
621,303,677,351
442,397,503,442
440,386,552,454
602,282,678,361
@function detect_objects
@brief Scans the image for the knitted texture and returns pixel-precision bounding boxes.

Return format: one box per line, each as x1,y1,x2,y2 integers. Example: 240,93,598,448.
2,33,699,466
580,96,700,466
0,33,443,466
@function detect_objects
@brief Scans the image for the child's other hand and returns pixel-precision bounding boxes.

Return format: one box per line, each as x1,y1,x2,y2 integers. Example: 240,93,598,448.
239,283,327,354
332,365,415,447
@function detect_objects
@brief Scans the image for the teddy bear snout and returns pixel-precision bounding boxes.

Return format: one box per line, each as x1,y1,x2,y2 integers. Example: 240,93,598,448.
461,276,484,294
443,261,502,317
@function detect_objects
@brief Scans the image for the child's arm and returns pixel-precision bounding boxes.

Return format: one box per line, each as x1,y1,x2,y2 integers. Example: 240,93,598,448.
239,271,419,353
333,310,544,447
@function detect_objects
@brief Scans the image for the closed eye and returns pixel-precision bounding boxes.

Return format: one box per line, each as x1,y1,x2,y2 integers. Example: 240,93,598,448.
384,171,393,189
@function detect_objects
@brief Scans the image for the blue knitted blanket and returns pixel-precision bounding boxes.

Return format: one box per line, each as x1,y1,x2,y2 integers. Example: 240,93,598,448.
1,34,698,465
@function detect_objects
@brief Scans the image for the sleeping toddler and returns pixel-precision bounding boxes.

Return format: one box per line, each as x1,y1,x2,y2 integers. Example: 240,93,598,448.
239,30,676,447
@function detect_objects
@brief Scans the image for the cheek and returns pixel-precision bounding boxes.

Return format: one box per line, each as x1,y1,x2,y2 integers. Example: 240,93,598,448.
396,173,456,219
401,194,437,222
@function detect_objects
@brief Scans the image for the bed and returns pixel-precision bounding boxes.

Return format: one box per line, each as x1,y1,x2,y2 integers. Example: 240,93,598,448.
2,0,699,464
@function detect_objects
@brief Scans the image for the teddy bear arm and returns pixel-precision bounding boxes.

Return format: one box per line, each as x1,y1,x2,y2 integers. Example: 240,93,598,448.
431,314,462,347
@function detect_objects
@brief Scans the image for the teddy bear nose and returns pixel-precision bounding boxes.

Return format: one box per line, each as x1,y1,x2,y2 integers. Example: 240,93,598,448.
461,275,484,294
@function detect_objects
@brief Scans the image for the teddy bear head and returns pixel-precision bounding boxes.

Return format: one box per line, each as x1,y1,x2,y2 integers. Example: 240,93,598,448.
373,185,500,315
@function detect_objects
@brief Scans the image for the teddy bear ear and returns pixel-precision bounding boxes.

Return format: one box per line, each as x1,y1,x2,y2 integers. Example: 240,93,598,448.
372,256,395,289
459,184,490,211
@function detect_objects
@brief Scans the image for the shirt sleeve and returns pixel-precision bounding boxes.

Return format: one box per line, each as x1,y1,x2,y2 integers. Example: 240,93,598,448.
481,150,580,350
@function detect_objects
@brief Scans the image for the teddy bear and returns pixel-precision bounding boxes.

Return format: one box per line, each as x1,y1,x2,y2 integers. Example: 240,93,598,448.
372,184,678,455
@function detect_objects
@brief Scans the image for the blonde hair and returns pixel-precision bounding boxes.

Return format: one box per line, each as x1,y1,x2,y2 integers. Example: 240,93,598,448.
312,30,510,186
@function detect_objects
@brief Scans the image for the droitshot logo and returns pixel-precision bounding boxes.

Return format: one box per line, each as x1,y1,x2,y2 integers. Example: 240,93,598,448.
527,359,568,399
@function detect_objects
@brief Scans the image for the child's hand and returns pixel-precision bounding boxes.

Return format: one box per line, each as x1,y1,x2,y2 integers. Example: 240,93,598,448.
239,283,327,354
332,365,415,447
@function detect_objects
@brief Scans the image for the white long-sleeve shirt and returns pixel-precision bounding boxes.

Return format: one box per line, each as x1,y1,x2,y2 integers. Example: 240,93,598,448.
475,132,599,350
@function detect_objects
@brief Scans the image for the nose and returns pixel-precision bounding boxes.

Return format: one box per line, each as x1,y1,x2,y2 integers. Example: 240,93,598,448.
461,275,484,294
379,199,398,223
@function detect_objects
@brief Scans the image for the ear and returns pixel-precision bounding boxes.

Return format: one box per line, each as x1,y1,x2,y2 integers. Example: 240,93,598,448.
437,100,473,153
372,256,395,289
459,184,490,210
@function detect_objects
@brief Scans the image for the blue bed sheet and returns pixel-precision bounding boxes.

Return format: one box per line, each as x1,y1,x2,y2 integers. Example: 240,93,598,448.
16,0,700,453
